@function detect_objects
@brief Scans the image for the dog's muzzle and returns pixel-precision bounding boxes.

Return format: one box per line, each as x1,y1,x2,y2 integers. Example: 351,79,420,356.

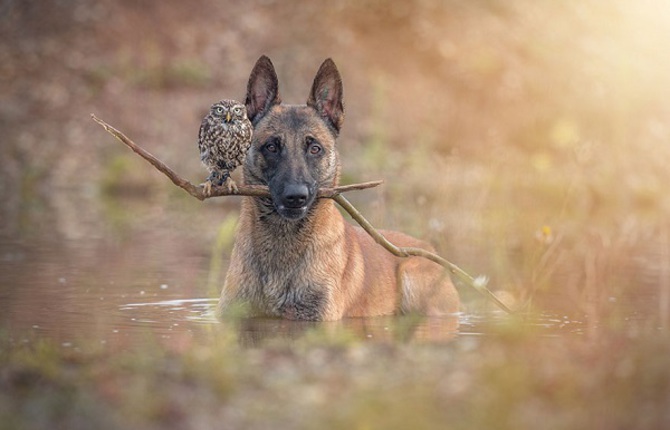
275,183,314,220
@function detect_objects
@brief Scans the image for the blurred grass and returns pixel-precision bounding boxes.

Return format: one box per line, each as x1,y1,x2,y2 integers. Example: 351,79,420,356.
2,326,669,430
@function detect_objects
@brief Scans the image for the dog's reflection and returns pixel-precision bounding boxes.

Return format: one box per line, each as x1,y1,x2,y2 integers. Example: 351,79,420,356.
224,314,459,347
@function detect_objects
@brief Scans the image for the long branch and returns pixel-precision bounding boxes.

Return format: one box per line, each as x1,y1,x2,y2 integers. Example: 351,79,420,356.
90,114,382,200
92,114,516,314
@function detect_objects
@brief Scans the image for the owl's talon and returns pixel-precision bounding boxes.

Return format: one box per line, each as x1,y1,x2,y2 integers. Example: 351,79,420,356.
202,181,213,197
224,177,239,194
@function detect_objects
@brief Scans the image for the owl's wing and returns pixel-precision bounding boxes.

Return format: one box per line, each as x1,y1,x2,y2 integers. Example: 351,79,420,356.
243,119,253,141
198,119,210,162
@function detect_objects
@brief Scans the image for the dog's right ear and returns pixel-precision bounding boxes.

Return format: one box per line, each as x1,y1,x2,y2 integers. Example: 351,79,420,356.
245,55,281,124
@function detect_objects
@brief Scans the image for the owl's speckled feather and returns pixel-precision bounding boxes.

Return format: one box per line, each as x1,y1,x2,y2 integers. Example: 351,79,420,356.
198,99,252,194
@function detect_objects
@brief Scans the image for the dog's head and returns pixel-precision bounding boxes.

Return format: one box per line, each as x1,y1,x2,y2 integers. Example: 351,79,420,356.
242,56,344,221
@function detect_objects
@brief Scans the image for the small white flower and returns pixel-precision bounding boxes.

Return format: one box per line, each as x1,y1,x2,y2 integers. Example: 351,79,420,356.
473,275,489,289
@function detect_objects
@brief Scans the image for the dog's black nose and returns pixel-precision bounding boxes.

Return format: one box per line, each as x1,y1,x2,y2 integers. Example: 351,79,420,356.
282,184,309,208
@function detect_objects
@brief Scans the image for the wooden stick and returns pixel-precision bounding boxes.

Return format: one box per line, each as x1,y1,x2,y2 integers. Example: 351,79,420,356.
90,114,382,200
92,114,517,314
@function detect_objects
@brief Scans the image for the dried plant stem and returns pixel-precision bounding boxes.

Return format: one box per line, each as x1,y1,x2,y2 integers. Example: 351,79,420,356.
92,113,515,314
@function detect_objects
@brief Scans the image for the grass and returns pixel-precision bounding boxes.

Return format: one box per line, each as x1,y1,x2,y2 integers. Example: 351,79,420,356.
86,51,213,91
2,322,669,430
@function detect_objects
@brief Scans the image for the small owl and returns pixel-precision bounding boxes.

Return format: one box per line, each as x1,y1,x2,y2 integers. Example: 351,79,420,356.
198,99,253,195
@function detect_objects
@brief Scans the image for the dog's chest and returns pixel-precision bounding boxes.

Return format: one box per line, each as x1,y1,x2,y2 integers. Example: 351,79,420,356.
245,231,330,320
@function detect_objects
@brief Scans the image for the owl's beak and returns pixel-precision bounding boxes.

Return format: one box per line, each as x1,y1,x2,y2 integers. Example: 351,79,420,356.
225,112,232,123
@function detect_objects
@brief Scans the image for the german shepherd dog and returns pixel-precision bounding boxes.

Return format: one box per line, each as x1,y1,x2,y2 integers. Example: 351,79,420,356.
217,56,459,321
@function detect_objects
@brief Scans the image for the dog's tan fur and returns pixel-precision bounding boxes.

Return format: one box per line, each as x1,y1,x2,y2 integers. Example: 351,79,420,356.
217,56,459,321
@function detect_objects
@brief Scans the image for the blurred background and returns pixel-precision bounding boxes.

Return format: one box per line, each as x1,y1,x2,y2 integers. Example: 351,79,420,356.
2,0,670,329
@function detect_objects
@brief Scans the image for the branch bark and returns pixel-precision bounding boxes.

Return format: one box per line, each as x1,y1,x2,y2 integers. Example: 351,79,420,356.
92,113,517,314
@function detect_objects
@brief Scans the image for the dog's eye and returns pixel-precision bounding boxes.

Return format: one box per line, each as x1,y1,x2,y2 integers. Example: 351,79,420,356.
264,139,279,154
307,139,322,156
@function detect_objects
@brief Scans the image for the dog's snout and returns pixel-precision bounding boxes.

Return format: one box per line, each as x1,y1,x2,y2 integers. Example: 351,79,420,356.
282,184,309,208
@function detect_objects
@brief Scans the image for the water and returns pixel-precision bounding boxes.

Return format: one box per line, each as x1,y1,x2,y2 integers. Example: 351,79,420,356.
0,193,628,349
3,290,588,349
0,227,587,349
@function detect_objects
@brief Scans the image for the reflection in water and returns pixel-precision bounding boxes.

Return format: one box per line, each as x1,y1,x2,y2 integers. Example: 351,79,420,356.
117,297,587,346
120,298,460,345
121,298,218,324
233,314,461,346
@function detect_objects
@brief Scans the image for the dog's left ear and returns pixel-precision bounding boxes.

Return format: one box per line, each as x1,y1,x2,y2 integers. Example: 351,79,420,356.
307,59,344,136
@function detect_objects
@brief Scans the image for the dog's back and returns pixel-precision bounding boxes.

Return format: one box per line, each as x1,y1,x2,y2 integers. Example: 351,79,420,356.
217,56,459,321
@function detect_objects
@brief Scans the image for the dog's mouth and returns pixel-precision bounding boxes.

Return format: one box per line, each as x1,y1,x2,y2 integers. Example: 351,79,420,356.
267,183,317,221
273,194,316,221
275,205,309,220
258,197,311,221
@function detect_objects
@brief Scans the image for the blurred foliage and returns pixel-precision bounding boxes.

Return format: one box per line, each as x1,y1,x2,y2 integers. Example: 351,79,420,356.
100,153,156,196
2,326,670,429
1,0,664,314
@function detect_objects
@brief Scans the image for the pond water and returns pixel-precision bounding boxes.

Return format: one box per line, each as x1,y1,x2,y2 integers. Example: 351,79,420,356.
0,197,589,351
3,187,665,354
1,271,588,349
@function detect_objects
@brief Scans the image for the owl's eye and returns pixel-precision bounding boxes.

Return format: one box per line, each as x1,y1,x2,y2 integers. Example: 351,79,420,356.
214,106,224,115
233,106,243,115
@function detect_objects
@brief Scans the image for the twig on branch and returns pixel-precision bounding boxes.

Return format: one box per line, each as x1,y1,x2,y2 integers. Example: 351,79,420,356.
91,113,517,314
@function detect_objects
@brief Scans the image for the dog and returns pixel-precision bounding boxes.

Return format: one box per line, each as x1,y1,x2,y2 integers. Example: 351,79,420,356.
217,55,459,321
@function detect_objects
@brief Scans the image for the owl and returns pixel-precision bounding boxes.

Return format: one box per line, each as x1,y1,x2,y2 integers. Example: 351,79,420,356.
198,99,253,195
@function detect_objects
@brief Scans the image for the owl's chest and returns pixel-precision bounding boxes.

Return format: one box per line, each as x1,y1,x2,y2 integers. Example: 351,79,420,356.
206,125,241,146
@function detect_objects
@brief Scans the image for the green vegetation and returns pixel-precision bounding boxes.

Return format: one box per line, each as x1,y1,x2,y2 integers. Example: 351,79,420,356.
2,324,669,430
127,58,212,90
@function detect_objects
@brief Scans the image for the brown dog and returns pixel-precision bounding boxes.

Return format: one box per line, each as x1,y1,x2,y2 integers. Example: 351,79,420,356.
217,56,459,321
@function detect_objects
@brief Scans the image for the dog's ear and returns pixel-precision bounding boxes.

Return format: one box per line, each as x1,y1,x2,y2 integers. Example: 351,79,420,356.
307,59,344,135
245,55,281,124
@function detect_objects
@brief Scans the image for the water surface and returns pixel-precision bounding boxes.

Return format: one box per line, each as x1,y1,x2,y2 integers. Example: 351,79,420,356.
1,220,588,349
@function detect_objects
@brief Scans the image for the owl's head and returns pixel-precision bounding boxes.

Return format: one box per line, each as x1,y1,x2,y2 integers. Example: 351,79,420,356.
210,100,248,123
